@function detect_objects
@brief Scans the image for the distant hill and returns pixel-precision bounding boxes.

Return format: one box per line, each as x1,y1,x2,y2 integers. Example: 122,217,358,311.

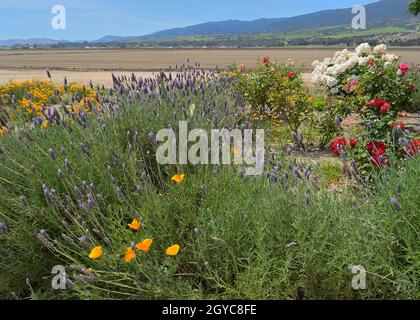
0,0,418,47
93,35,137,43
141,0,415,39
142,18,289,39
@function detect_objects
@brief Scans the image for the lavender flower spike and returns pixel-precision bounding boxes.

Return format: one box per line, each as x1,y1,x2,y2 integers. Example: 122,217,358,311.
0,220,8,233
37,229,54,249
391,197,402,212
49,148,56,160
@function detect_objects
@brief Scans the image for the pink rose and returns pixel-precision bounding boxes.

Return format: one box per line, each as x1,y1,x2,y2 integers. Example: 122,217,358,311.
400,64,410,72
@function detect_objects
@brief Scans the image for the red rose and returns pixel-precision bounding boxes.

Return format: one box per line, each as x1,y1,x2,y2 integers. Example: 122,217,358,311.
330,137,348,156
410,83,417,90
399,64,410,72
262,56,271,65
366,98,387,108
380,103,391,114
350,139,358,148
405,140,420,156
390,121,405,129
287,72,295,78
368,141,387,156
413,140,420,152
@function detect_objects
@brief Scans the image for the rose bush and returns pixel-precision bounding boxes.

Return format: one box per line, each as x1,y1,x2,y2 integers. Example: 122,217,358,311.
313,44,419,173
311,43,418,114
230,58,314,132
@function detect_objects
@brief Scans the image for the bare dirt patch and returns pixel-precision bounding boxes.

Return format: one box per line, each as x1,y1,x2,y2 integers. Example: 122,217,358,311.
1,48,419,72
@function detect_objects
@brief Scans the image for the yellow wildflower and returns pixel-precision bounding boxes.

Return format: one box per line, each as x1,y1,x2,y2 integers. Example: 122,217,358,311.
128,218,141,231
124,247,136,263
136,239,153,252
171,174,185,184
0,126,8,136
89,246,103,260
166,244,180,256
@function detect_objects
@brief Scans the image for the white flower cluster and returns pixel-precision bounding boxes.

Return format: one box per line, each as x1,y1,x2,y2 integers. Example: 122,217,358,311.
311,43,400,94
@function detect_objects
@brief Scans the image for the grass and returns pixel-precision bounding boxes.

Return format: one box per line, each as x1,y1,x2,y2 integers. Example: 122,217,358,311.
0,72,418,300
324,27,408,39
122,25,411,47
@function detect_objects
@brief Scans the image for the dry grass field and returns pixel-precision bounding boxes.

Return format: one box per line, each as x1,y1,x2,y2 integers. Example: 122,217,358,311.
0,48,419,86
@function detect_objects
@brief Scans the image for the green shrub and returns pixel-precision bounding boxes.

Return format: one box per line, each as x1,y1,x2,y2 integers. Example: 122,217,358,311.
229,60,314,132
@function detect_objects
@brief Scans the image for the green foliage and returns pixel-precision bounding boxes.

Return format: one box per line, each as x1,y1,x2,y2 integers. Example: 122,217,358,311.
0,71,419,300
312,45,419,171
359,62,418,113
230,60,314,131
307,97,343,148
409,0,420,15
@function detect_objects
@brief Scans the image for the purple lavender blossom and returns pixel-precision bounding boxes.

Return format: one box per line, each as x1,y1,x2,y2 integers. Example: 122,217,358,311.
49,148,56,160
0,221,8,233
37,230,54,249
391,197,402,212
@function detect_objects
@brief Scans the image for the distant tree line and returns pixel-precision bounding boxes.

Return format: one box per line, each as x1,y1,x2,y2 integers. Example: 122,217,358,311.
10,35,419,50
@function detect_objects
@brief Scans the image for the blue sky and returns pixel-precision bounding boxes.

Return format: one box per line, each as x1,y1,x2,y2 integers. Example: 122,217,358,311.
0,0,375,40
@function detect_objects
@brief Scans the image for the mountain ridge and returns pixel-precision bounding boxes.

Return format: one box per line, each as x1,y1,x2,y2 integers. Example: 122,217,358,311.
0,0,417,47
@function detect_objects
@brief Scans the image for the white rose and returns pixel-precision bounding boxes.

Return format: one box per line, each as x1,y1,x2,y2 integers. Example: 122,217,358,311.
340,49,351,59
383,53,399,63
355,43,371,56
330,87,339,94
373,44,387,55
358,56,369,65
326,76,338,87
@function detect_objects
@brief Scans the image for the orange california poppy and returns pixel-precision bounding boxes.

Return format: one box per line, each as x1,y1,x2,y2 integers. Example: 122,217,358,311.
136,239,153,252
88,246,103,260
128,218,141,231
171,174,185,184
166,244,180,256
124,247,136,263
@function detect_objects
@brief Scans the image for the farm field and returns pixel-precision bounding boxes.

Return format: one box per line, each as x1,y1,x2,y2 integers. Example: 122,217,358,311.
0,48,419,72
0,48,418,86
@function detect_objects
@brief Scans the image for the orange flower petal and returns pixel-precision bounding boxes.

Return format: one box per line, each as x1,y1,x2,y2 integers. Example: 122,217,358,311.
124,247,136,263
136,239,153,252
171,174,185,184
128,218,141,230
89,246,103,260
166,244,180,256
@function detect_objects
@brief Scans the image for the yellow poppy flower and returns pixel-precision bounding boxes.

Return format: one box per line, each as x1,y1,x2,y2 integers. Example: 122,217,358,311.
128,218,141,230
124,247,136,263
136,239,153,252
0,126,7,136
41,120,49,129
171,174,185,184
89,246,103,260
166,244,180,256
